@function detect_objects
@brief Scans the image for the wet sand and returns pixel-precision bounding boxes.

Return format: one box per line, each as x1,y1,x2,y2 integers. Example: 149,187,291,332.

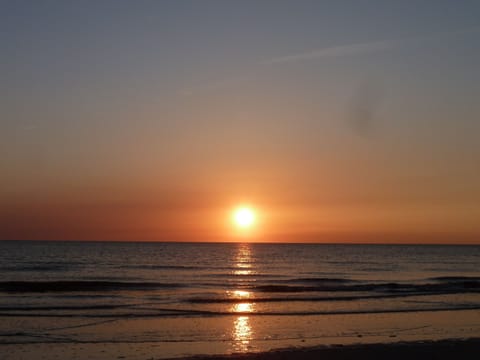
1,338,479,360
177,338,480,360
1,309,480,359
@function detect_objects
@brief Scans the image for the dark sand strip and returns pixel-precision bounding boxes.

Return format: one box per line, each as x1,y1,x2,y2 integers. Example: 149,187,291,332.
174,338,480,360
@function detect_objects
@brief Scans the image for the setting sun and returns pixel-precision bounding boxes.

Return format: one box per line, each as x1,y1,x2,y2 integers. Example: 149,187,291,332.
233,207,256,229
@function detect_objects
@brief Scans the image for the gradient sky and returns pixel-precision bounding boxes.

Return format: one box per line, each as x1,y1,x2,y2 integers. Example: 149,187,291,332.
1,0,480,243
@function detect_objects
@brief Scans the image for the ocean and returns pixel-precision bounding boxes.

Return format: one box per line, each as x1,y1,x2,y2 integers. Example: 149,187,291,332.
1,241,480,359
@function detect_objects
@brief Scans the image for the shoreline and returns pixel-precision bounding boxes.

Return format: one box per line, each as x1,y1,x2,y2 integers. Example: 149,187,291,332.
173,338,480,360
2,309,480,359
2,338,480,360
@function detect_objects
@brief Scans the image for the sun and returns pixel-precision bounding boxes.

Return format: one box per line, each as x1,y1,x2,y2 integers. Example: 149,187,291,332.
233,207,256,229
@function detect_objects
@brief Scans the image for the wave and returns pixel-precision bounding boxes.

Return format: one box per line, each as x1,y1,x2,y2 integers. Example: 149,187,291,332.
0,304,135,311
187,292,480,305
1,304,479,319
0,281,183,293
186,293,422,304
251,278,480,294
273,277,354,284
117,264,204,270
2,277,479,295
204,273,282,279
430,276,480,282
0,264,75,272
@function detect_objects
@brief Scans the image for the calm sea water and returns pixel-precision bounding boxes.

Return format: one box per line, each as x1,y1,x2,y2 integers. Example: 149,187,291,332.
1,241,479,316
1,241,480,357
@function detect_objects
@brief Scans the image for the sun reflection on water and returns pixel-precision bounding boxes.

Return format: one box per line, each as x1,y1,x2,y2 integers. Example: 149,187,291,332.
227,289,251,299
234,243,254,276
229,244,255,353
233,302,254,313
232,316,252,353
234,269,252,276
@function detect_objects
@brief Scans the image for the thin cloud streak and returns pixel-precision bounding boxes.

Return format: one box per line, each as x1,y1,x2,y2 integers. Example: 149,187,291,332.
264,39,393,65
263,26,480,65
182,26,480,96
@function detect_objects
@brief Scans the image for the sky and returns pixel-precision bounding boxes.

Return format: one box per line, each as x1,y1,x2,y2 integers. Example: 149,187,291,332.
1,0,480,243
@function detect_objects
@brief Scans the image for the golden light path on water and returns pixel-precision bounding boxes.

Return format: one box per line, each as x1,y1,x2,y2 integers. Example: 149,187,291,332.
233,243,253,276
229,244,255,353
233,316,252,352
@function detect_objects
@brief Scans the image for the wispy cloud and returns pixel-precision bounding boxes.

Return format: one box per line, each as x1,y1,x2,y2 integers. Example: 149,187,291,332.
263,26,480,65
263,39,394,65
182,26,480,96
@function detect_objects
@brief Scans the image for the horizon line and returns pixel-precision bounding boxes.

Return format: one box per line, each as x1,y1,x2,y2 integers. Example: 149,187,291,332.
1,239,479,246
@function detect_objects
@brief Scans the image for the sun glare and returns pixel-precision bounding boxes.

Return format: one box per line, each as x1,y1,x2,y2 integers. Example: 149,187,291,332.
233,207,255,229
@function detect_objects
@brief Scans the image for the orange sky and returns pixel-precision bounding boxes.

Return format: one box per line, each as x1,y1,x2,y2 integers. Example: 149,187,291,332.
1,2,480,243
1,175,479,243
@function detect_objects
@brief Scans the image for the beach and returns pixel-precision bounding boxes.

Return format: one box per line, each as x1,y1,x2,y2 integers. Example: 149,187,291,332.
2,333,480,359
1,309,479,359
